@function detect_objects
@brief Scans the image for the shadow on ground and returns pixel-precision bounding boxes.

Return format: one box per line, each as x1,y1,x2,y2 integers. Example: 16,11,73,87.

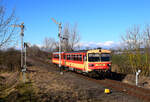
106,72,127,81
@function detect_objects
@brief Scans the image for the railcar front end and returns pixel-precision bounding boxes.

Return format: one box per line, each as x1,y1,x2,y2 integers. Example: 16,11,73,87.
86,49,111,74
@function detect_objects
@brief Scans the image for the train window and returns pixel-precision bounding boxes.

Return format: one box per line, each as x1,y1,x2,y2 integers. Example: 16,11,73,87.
76,55,78,61
75,55,77,61
75,55,76,60
72,55,74,60
76,55,77,61
74,55,76,61
88,53,100,62
101,53,110,61
70,55,72,60
71,55,73,60
78,55,80,61
78,55,82,61
54,54,59,59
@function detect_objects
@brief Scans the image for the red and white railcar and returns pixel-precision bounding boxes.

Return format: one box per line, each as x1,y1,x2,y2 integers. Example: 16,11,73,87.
52,49,111,75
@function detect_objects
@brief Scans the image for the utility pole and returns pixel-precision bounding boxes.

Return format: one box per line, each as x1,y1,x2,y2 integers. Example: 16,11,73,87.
11,22,26,82
51,18,68,74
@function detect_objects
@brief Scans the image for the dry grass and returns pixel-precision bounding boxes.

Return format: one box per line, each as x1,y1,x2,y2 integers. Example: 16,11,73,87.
25,66,105,102
122,74,150,88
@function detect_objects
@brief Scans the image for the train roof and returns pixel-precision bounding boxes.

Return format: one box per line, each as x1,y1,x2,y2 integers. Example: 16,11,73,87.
65,50,88,53
53,49,111,54
52,50,87,54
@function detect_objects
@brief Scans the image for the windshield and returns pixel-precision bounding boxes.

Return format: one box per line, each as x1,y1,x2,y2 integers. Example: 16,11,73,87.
101,53,110,61
88,53,110,62
88,53,100,62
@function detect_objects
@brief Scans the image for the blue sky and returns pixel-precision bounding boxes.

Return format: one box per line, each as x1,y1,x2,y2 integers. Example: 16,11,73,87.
5,0,150,48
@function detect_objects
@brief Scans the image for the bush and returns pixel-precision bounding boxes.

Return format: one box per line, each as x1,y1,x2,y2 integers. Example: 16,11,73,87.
112,54,131,74
0,48,20,72
112,52,150,76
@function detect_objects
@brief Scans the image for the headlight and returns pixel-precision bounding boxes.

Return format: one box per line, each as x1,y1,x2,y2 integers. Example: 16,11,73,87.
107,64,111,66
89,64,94,67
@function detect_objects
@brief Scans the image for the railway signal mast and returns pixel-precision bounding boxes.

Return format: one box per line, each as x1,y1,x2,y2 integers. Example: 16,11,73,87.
11,22,26,82
51,18,68,74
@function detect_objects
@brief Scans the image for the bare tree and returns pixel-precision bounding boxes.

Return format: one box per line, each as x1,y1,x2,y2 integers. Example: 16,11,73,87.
53,41,59,51
121,25,150,76
62,23,70,51
142,25,150,76
70,24,80,50
42,37,55,52
143,25,150,51
121,25,143,74
61,23,80,51
122,25,142,50
0,4,17,49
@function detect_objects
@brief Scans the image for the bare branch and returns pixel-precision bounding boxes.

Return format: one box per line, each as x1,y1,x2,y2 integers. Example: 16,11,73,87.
61,23,80,51
42,37,55,52
0,5,17,49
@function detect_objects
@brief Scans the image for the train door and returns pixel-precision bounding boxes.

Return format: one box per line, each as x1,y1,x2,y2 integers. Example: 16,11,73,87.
62,53,65,66
83,53,88,72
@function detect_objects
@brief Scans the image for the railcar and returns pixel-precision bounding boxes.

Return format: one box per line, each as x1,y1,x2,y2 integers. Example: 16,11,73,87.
52,49,111,77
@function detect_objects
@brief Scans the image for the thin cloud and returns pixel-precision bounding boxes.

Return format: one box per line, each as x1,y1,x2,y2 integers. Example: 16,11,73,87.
76,41,121,49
